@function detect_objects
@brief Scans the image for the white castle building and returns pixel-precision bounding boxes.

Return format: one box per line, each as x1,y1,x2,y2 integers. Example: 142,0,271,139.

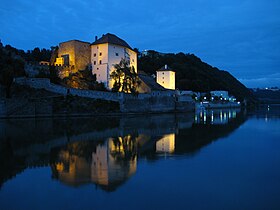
91,33,138,89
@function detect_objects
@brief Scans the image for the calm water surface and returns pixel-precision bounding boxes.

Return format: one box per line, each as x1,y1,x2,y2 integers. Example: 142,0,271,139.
0,106,280,210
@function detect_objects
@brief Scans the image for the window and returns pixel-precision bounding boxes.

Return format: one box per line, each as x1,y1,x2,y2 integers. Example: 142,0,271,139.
99,52,102,56
93,61,96,65
132,59,135,62
99,60,102,64
162,77,164,79
115,53,119,56
94,53,96,57
162,72,164,75
97,68,99,70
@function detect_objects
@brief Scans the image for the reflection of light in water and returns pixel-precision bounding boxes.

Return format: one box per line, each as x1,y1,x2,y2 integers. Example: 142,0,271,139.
194,109,240,124
156,134,175,153
232,111,236,118
195,115,198,123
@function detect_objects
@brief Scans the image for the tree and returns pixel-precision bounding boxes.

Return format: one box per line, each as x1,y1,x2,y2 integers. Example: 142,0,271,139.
110,58,141,94
0,45,25,98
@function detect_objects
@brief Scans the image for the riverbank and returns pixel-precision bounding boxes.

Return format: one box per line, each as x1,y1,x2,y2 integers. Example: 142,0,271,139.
195,101,241,110
0,84,120,119
0,84,195,119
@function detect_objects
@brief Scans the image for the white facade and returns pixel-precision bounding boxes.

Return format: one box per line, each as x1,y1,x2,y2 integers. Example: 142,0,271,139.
91,43,137,89
156,65,175,90
156,71,176,90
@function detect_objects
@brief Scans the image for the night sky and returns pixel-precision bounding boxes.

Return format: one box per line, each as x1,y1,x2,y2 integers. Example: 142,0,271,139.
0,0,279,88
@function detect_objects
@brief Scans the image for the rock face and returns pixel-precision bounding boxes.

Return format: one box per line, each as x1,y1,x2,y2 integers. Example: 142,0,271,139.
55,40,91,75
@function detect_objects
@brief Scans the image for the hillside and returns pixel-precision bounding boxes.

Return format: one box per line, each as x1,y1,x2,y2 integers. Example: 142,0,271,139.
1,42,255,103
251,89,280,104
138,51,254,102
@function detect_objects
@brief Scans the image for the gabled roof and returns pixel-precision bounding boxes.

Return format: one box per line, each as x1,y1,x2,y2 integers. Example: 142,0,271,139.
158,64,174,72
91,33,133,50
138,72,166,91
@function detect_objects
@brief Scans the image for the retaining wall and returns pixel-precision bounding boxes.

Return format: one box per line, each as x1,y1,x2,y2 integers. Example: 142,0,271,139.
14,77,194,113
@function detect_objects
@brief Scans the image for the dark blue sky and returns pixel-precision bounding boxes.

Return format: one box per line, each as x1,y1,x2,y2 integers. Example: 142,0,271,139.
0,0,279,88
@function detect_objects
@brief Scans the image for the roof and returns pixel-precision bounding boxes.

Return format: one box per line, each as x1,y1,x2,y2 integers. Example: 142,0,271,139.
91,33,133,50
138,72,166,91
158,64,174,72
60,40,90,45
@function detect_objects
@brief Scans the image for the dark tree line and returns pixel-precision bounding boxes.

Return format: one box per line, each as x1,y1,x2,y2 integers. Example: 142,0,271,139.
3,44,53,63
0,42,25,98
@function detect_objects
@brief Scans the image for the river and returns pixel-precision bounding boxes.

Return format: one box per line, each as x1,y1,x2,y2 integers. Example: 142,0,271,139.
0,106,279,209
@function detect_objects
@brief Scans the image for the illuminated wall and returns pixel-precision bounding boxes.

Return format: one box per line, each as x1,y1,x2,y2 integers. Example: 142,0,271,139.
54,57,64,66
91,43,138,89
55,40,91,73
156,70,175,90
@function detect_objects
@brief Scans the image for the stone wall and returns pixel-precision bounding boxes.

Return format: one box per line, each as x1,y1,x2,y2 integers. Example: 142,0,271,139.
14,77,119,101
58,40,91,73
119,91,177,113
14,78,194,113
25,64,49,77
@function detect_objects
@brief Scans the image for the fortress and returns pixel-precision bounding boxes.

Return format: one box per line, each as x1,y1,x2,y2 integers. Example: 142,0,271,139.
52,33,175,91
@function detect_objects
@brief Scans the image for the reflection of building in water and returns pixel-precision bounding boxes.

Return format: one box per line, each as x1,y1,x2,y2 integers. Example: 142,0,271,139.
156,134,175,153
91,137,137,188
53,150,91,186
52,137,137,191
194,109,239,125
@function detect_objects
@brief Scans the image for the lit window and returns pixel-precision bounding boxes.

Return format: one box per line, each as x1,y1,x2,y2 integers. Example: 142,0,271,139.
94,53,96,57
115,53,119,56
99,60,102,64
99,52,102,56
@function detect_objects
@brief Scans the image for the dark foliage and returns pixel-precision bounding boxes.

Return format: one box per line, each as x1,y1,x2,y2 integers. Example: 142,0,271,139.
252,89,280,104
0,42,25,98
3,45,52,63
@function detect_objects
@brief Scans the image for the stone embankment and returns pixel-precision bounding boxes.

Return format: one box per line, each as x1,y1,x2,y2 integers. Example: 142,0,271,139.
0,77,195,118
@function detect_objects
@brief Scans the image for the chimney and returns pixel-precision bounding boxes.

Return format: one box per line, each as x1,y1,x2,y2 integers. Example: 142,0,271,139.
165,64,167,69
95,36,98,41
